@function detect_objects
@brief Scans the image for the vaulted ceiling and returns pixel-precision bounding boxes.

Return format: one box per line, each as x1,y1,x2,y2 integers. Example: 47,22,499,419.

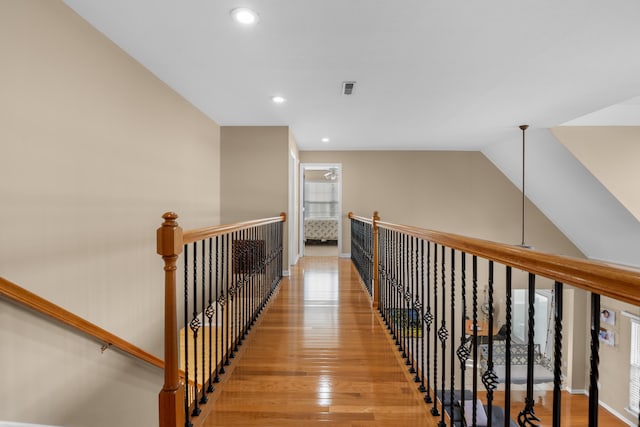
62,1,640,267
63,0,640,151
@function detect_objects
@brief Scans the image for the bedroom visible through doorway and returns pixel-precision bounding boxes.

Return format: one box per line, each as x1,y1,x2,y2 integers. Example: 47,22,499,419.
300,164,342,257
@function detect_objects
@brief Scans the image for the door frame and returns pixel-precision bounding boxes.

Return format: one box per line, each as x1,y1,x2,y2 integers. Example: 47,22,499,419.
299,163,343,257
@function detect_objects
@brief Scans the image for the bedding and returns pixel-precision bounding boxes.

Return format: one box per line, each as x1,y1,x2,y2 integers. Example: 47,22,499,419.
304,218,338,241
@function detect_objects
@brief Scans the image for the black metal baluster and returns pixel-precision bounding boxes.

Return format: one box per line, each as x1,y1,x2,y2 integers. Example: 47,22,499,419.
482,261,497,427
183,244,192,427
431,243,440,417
395,231,401,349
588,293,601,427
517,273,540,426
552,281,563,427
206,238,215,394
424,241,433,404
407,235,414,369
505,267,513,427
438,245,447,427
449,248,456,424
190,241,201,417
472,256,478,426
223,233,230,368
457,252,469,421
214,236,221,383
405,235,412,364
412,236,420,380
200,239,209,402
418,239,427,392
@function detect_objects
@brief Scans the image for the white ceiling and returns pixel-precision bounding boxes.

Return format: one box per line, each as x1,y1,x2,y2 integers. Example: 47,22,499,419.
63,0,640,151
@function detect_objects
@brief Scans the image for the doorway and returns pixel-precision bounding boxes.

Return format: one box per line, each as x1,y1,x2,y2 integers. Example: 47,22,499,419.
299,163,342,257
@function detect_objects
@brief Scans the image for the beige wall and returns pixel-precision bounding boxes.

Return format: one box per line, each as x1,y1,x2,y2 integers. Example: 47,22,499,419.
553,126,640,222
221,126,290,268
300,150,591,396
300,151,583,256
0,1,220,426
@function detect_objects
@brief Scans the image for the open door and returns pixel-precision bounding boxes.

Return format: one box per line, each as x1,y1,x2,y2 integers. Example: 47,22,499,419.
299,163,342,257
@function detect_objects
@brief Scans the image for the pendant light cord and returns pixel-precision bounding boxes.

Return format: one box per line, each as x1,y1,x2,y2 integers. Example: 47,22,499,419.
520,124,529,247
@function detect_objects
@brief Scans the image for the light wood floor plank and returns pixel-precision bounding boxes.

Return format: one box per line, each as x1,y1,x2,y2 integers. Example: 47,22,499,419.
200,257,628,427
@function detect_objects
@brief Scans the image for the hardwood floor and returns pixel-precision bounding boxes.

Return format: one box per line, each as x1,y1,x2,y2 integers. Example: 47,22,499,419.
201,257,628,427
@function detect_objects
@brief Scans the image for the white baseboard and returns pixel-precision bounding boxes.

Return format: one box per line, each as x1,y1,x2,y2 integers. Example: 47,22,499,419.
564,387,635,426
339,252,351,258
282,270,290,277
599,401,636,426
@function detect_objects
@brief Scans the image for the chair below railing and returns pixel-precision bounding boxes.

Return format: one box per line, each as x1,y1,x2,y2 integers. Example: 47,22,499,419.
349,212,640,427
157,212,286,427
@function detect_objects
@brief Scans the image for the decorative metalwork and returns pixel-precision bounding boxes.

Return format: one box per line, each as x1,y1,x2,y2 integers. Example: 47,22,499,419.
205,304,215,320
517,399,540,427
482,368,499,392
437,325,448,343
189,316,202,332
456,342,470,365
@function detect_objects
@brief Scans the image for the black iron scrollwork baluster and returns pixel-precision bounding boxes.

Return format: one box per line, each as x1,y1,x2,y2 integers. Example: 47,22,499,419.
517,273,540,427
418,238,427,392
481,261,497,425
552,281,563,427
424,241,433,404
505,266,513,425
191,241,201,417
431,243,439,416
456,252,469,415
437,245,447,427
588,293,601,427
472,256,478,426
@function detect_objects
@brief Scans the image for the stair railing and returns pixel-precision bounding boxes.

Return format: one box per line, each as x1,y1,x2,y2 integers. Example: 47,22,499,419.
349,211,640,427
157,212,286,427
0,276,163,369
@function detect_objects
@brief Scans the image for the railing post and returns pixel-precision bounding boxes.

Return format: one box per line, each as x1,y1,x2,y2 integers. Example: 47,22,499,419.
157,212,185,427
372,211,380,308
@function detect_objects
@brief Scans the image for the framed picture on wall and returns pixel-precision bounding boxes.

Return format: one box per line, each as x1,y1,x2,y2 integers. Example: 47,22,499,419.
600,308,615,326
599,327,615,346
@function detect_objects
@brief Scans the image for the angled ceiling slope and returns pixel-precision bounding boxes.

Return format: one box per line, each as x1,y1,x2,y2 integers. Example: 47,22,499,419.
63,0,640,150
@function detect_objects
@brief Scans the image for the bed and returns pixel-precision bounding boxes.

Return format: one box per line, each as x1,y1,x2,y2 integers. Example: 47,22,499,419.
304,218,338,242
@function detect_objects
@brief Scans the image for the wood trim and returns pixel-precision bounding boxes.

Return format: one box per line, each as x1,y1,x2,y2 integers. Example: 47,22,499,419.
183,213,286,244
374,220,640,306
348,211,373,225
0,276,163,369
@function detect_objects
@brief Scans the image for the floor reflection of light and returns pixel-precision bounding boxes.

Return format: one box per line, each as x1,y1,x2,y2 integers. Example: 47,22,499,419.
303,270,340,347
304,271,339,302
316,375,332,406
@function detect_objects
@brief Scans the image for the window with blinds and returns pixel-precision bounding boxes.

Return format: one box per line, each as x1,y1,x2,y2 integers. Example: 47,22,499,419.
629,319,640,416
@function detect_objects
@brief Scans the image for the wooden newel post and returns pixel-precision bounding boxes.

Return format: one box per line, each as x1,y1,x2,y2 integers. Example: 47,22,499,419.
157,212,185,427
372,211,380,309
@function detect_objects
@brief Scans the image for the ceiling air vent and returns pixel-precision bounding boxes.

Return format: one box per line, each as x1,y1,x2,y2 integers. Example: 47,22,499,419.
342,81,356,95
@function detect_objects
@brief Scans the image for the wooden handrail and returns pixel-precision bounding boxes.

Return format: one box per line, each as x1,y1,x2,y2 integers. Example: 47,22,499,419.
0,276,164,369
366,219,640,307
158,212,287,427
183,213,286,244
347,211,372,225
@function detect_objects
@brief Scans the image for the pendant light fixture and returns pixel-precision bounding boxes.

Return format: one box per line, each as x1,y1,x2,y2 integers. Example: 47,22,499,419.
519,124,532,249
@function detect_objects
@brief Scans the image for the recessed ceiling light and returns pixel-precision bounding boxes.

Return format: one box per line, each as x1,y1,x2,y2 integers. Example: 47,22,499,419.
230,8,259,25
321,137,330,143
271,96,286,104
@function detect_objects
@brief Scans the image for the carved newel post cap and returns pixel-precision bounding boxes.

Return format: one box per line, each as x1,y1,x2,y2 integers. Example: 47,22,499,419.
157,212,183,257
